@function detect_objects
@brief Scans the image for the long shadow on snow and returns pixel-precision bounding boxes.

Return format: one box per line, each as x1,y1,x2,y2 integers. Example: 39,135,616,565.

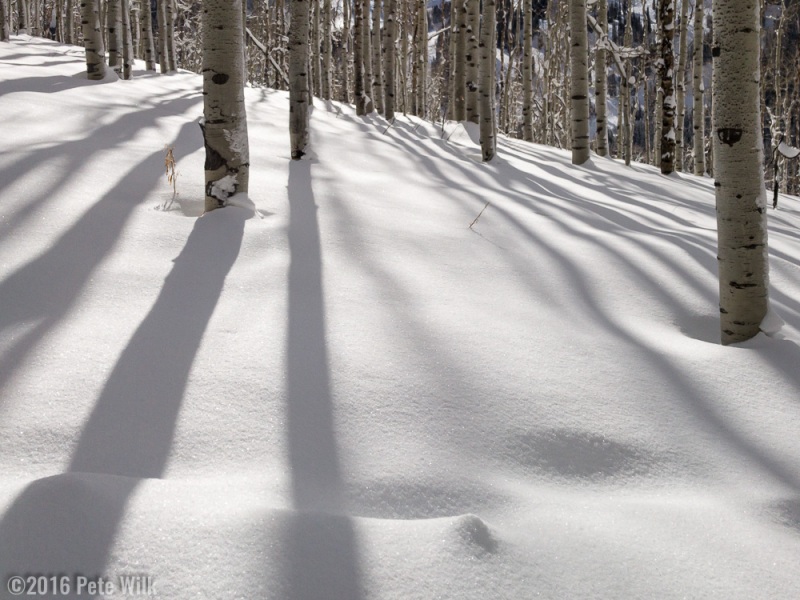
279,160,364,600
0,118,200,398
0,94,200,239
353,120,800,492
0,208,246,597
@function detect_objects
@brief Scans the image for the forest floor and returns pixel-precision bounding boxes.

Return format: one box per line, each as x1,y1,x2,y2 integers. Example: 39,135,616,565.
1,36,800,599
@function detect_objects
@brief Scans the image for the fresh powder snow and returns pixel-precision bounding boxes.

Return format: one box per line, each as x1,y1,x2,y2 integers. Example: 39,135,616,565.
1,36,800,600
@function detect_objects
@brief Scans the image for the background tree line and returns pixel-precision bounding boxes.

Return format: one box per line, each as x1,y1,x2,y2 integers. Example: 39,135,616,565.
2,0,798,192
0,0,792,342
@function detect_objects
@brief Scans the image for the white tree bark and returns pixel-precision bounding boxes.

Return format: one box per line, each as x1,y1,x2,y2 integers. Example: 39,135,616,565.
675,0,689,171
0,0,9,41
122,0,134,79
452,0,466,121
157,0,167,72
202,0,249,212
594,0,608,156
384,0,396,120
341,0,351,103
289,0,310,158
569,0,590,164
165,0,176,71
372,0,384,113
141,0,156,70
414,0,427,117
321,0,332,99
692,0,704,175
66,0,75,43
353,0,366,114
478,0,496,161
464,0,479,124
712,0,769,345
659,0,675,174
362,0,374,113
80,0,106,80
521,0,533,141
107,0,123,74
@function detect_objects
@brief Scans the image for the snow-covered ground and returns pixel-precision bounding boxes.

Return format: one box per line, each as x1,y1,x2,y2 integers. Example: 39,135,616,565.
1,36,800,600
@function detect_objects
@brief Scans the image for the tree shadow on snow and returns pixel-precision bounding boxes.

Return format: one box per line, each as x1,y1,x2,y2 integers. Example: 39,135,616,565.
278,159,363,600
0,207,246,597
0,111,200,399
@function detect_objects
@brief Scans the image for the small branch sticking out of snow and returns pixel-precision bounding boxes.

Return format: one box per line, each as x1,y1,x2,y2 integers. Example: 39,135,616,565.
469,202,491,229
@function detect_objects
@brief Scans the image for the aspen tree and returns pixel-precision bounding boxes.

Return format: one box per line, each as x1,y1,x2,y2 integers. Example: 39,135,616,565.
384,0,397,119
594,0,608,155
414,0,427,117
353,0,366,114
289,0,310,158
142,0,156,70
362,0,374,113
122,0,134,79
621,0,632,165
522,0,533,141
81,0,107,80
0,0,8,41
202,0,249,211
372,0,384,113
464,0,479,124
692,0,704,174
452,0,467,122
342,0,351,103
108,0,122,74
659,0,675,174
66,0,74,43
158,0,167,72
712,0,769,344
479,0,496,161
322,0,332,99
165,0,176,71
675,0,689,171
569,0,590,164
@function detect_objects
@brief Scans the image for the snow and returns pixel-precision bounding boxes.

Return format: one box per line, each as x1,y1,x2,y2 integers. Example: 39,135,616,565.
209,173,238,202
2,36,800,600
778,141,800,159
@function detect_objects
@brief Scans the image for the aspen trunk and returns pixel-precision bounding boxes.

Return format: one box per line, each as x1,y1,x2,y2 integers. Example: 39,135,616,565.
362,0,374,113
107,0,122,73
66,0,74,43
712,0,769,344
658,0,675,174
452,0,466,121
202,0,249,212
0,0,9,41
479,0,496,161
157,0,167,72
289,0,310,158
342,0,350,102
692,0,704,175
569,0,590,164
165,0,176,71
464,0,479,124
675,0,689,171
122,0,134,79
414,0,426,117
521,0,533,141
80,0,106,79
353,0,366,114
384,0,396,120
322,0,332,99
621,0,632,165
372,0,383,113
142,0,156,70
594,0,608,155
